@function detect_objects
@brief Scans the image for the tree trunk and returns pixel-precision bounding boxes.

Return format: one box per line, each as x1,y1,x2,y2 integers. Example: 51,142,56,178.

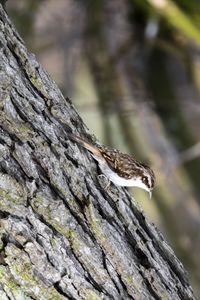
0,4,196,300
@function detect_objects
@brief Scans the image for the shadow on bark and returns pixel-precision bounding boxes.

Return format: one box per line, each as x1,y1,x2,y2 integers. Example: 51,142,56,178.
0,4,196,300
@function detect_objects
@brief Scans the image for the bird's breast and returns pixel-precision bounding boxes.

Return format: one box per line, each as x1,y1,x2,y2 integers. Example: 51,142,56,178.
99,163,148,190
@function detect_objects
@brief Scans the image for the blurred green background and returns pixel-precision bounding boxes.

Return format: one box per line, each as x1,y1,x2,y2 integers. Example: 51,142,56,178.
7,0,200,297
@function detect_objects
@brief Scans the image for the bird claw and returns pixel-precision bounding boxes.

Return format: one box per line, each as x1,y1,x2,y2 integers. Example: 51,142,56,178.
98,174,111,190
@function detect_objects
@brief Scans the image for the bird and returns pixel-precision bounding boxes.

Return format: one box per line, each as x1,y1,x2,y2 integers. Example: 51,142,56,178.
69,133,155,198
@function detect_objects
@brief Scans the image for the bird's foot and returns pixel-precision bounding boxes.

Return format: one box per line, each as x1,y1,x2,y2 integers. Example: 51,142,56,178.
98,174,111,190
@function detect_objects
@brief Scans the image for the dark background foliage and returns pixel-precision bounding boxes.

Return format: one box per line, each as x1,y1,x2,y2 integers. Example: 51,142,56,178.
7,0,200,297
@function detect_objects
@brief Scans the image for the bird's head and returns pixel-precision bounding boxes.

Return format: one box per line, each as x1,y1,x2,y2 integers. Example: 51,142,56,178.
140,164,155,198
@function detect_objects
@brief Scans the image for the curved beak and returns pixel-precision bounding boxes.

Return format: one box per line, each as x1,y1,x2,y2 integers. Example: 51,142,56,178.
149,190,152,199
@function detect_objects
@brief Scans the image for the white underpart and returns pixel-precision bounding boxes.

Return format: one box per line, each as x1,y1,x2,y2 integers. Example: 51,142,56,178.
93,155,150,193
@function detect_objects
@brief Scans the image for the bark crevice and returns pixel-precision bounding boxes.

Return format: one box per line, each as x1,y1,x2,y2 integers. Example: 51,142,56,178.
0,4,196,300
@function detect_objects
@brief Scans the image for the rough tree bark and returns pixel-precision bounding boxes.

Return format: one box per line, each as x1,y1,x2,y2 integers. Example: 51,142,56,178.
0,4,196,300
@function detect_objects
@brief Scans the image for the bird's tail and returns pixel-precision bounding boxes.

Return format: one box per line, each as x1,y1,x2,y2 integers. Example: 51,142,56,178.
68,133,101,157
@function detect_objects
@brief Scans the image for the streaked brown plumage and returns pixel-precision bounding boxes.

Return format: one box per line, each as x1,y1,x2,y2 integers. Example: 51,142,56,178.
69,133,155,196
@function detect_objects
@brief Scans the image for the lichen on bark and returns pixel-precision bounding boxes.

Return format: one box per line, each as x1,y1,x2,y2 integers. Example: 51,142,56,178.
0,3,197,300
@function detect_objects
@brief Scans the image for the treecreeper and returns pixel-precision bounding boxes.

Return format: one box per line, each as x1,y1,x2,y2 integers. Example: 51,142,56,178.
69,133,155,198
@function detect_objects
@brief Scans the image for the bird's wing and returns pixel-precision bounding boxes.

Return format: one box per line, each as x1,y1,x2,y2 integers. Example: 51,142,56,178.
101,150,138,179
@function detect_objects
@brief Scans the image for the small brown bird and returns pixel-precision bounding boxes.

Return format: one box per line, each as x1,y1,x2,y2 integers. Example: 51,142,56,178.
69,133,155,197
